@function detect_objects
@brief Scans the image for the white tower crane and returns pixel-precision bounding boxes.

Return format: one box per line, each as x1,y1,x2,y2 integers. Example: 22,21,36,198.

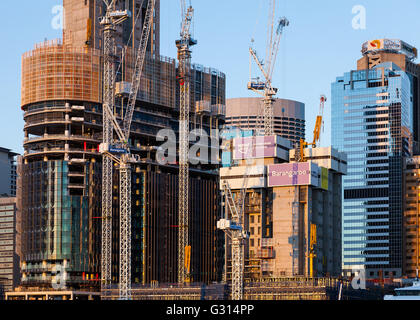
218,162,251,300
176,0,196,285
100,0,130,298
100,0,156,300
248,1,289,136
219,2,289,300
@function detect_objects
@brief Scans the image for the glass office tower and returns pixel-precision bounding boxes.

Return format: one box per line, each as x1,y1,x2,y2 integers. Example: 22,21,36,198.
332,62,413,278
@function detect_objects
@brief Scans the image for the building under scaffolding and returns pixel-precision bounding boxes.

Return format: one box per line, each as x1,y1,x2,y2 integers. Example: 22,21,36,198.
15,0,226,295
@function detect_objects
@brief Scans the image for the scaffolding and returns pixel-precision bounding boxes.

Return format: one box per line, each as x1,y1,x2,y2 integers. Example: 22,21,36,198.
21,40,226,115
21,40,103,107
121,51,177,109
243,277,346,300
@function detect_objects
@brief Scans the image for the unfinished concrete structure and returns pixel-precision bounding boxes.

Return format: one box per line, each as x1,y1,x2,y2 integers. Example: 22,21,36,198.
17,0,226,294
225,98,305,146
220,134,346,280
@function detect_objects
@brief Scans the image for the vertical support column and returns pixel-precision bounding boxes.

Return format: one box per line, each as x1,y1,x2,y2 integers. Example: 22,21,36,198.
119,160,132,300
178,69,190,284
231,237,244,300
101,22,115,297
263,96,275,136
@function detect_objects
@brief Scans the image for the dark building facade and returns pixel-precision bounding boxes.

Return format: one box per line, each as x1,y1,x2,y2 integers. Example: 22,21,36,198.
0,148,18,197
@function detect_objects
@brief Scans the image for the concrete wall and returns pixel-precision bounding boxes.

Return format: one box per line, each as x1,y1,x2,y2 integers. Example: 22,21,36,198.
225,98,305,145
226,98,305,120
270,174,342,278
272,186,301,276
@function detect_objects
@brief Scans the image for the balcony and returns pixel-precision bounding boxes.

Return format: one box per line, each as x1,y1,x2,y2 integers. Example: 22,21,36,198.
24,134,100,144
211,104,226,116
196,100,211,114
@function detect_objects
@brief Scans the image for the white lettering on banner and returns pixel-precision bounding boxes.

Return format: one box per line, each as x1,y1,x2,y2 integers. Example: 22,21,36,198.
271,170,309,178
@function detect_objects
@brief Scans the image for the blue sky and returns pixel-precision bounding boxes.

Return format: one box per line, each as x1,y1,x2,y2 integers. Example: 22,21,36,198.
2,0,420,154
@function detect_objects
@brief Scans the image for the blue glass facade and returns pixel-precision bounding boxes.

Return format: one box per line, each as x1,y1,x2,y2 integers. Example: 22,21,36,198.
21,160,102,287
332,62,413,278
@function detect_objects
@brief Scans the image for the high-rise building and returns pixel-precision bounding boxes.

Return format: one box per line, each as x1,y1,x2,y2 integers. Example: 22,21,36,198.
403,156,420,278
357,39,420,152
0,148,18,197
18,0,225,292
220,134,346,279
225,98,305,146
0,197,20,297
332,39,418,279
63,0,160,55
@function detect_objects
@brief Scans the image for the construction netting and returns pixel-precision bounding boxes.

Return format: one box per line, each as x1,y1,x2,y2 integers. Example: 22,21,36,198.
21,39,102,107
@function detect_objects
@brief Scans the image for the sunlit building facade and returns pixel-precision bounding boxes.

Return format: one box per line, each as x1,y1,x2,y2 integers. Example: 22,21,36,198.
332,61,413,279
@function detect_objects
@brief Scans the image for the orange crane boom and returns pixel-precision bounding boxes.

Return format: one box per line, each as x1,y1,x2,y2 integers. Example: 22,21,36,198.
299,95,327,162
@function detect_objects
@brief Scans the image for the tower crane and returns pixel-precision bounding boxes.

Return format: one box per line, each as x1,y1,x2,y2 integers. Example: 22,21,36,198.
248,1,289,136
176,0,196,285
218,164,251,300
99,0,130,298
100,0,156,300
296,95,327,162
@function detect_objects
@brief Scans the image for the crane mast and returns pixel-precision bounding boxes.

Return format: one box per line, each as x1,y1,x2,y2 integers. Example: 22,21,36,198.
176,1,196,285
118,0,155,300
100,0,155,300
100,0,129,297
248,1,289,136
218,161,251,300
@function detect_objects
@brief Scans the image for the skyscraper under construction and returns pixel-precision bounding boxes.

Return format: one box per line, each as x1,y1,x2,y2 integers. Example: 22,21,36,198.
18,0,225,293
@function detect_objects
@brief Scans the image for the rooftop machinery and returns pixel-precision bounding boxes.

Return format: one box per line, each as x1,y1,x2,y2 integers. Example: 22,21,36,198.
100,0,156,300
176,0,196,285
248,0,289,136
